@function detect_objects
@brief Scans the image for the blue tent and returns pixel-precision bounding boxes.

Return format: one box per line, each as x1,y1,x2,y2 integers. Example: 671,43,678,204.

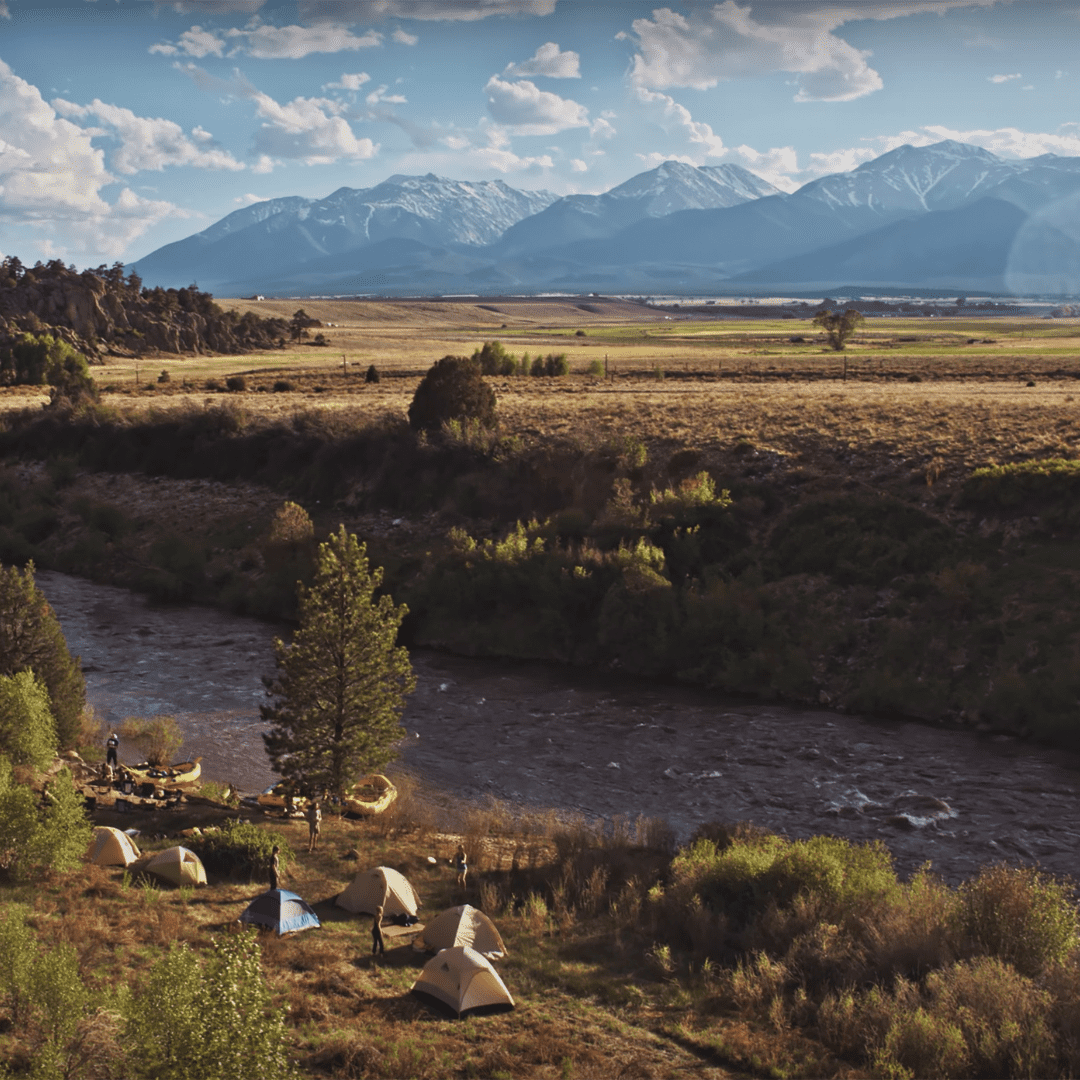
239,889,321,935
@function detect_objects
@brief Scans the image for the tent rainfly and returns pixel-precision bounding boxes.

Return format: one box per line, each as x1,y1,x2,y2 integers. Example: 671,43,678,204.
144,846,207,887
336,866,418,918
411,946,514,1018
239,890,321,935
414,904,507,960
87,826,141,867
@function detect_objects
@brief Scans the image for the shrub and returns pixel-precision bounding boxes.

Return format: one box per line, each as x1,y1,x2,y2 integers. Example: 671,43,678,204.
204,379,222,391
408,355,497,433
585,358,605,376
272,379,293,393
962,458,1080,521
0,761,91,878
125,933,291,1080
312,332,328,346
225,375,247,392
472,340,518,376
952,863,1078,976
0,670,57,768
157,370,171,384
364,363,380,383
119,715,184,767
189,818,293,880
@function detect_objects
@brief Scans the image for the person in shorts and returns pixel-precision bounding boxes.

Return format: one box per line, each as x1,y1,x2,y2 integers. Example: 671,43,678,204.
269,845,281,891
372,905,386,957
454,843,468,889
307,800,322,852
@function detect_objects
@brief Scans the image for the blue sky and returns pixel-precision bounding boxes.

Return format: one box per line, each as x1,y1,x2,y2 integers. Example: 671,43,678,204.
2,0,1079,266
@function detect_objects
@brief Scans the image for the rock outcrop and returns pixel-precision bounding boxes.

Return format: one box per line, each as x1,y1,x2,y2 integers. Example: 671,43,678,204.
0,257,288,362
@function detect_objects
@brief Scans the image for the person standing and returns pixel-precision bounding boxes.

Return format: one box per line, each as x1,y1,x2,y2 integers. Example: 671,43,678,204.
269,845,281,891
106,732,119,771
307,799,322,852
371,904,386,957
454,843,468,890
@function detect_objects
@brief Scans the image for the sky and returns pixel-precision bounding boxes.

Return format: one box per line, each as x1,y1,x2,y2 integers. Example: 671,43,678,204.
2,0,1080,268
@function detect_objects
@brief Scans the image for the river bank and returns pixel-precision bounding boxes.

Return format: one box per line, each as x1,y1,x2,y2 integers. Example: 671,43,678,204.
37,569,1080,887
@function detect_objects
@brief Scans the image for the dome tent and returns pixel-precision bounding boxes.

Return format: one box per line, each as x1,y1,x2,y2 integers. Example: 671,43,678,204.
239,890,320,936
336,866,418,919
414,904,506,960
144,846,206,887
87,826,140,867
411,946,514,1018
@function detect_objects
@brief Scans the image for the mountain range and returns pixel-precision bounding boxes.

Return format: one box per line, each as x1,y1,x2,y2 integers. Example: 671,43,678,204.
128,142,1080,297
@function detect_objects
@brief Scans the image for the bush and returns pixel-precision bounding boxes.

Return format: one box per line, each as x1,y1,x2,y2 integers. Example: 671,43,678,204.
119,715,184,767
530,352,570,377
0,670,57,768
585,358,605,376
952,864,1078,976
124,932,291,1080
271,379,293,393
0,761,91,878
157,370,171,384
408,355,497,433
225,375,247,392
364,363,380,384
189,819,293,880
472,341,518,376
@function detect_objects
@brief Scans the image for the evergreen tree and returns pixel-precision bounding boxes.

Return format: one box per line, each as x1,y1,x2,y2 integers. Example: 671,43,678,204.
407,354,497,433
261,526,415,797
0,563,85,749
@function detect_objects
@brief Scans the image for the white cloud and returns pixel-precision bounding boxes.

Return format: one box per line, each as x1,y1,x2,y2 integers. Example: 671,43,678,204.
366,84,407,105
626,2,1000,103
988,73,1022,83
590,116,616,140
484,75,588,135
333,1,556,20
1022,84,1034,91
0,60,182,258
635,87,725,158
0,2,10,18
727,143,801,191
226,21,382,59
324,72,372,90
150,25,227,58
503,42,580,79
251,154,275,173
52,98,244,174
392,28,418,45
627,3,883,101
234,192,269,204
155,20,382,60
570,158,587,172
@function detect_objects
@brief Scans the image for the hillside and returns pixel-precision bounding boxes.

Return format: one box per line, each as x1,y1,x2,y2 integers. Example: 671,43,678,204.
0,256,288,361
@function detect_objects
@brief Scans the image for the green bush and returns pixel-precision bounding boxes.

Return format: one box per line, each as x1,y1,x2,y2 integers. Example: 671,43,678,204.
962,458,1080,522
189,819,293,880
472,341,518,376
952,864,1078,976
0,761,91,878
0,670,57,768
584,358,605,376
125,933,292,1080
408,355,497,433
119,715,184,767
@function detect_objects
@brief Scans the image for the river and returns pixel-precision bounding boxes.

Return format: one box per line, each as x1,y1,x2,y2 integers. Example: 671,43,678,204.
37,570,1080,886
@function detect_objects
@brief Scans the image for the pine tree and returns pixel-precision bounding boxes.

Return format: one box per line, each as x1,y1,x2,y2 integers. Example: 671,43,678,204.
261,526,415,797
0,562,85,749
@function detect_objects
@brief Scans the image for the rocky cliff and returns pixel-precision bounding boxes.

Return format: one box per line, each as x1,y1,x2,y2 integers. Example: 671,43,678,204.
0,257,287,361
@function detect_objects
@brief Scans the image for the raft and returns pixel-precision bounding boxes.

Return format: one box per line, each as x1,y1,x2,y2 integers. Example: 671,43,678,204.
343,774,397,817
124,758,202,785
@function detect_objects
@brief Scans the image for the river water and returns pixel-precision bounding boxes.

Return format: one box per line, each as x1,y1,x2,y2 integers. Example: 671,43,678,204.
37,571,1080,886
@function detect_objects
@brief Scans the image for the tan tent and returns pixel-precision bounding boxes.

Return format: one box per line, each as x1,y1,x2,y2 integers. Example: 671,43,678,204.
336,866,418,917
411,946,514,1017
87,826,141,867
144,846,207,887
414,905,506,960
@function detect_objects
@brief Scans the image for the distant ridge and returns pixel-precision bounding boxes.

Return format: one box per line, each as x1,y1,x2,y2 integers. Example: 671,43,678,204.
128,143,1080,297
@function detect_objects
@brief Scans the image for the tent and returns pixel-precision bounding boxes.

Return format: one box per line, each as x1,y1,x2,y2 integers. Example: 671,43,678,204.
410,946,514,1017
414,905,506,960
144,846,207,887
239,890,321,936
336,866,418,918
87,826,141,867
